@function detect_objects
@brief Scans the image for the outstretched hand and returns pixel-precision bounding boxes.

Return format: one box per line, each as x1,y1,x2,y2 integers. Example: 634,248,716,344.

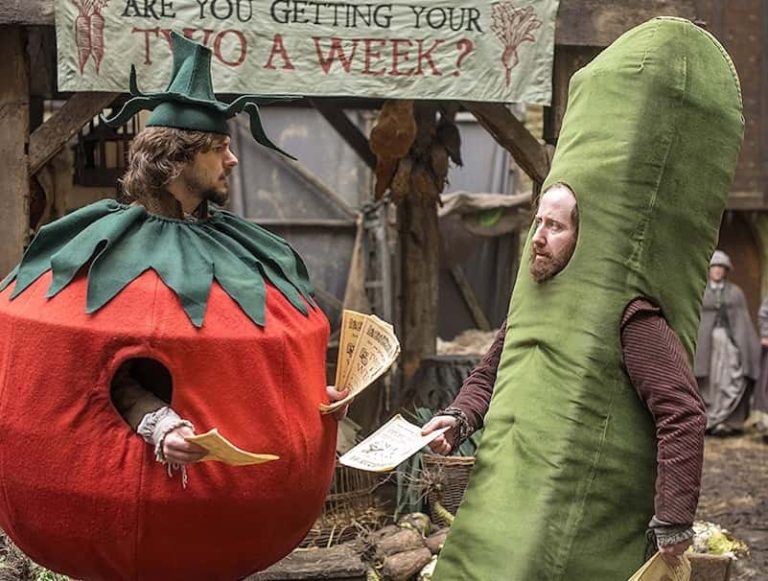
421,415,459,455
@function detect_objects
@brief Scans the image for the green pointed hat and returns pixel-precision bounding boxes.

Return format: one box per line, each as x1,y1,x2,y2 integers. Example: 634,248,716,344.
103,32,294,159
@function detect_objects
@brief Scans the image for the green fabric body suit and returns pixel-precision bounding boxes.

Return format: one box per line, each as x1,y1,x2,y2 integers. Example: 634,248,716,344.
434,18,743,581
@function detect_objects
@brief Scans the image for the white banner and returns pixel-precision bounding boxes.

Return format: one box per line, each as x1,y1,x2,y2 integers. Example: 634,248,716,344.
56,0,559,104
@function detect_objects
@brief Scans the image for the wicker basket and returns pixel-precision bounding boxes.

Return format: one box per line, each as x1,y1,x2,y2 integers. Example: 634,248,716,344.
299,462,385,548
422,454,475,526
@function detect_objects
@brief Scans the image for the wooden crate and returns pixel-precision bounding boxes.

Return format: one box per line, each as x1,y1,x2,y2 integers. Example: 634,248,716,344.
689,553,733,581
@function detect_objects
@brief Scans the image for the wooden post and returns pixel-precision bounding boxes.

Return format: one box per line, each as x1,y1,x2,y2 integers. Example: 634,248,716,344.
399,194,440,380
391,102,451,382
28,92,119,176
0,27,30,277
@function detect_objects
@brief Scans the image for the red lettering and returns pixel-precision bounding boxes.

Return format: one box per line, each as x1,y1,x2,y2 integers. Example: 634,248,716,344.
158,28,214,51
416,39,444,76
182,27,215,47
214,30,247,67
264,33,295,70
313,37,358,74
390,39,414,76
154,28,175,50
362,39,386,76
132,27,160,65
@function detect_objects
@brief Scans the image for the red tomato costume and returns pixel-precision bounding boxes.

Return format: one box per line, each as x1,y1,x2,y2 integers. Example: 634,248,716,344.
0,31,336,581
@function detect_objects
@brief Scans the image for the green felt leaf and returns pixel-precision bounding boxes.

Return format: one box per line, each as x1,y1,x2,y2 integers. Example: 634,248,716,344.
2,199,315,328
8,202,131,298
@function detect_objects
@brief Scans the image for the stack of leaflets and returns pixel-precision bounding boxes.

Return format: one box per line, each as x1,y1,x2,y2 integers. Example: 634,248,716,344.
320,310,400,414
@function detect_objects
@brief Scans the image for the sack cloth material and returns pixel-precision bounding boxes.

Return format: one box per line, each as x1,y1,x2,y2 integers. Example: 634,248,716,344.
0,202,336,580
438,191,532,237
434,17,743,581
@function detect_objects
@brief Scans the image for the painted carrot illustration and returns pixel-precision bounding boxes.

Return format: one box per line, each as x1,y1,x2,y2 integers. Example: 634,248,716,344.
491,3,542,87
73,0,92,74
73,0,109,75
90,7,105,73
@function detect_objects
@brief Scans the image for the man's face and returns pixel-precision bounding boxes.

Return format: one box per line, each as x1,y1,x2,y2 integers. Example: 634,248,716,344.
709,265,727,282
529,185,578,283
181,136,239,206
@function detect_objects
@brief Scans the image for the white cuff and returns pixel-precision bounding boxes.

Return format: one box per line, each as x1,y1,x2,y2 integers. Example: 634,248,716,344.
136,406,193,463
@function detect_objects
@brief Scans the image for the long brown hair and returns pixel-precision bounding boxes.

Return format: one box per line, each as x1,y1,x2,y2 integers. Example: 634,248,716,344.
120,127,224,207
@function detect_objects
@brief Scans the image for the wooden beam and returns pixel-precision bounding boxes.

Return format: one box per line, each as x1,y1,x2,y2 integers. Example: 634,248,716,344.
28,91,119,176
555,0,699,46
725,192,768,211
0,28,30,277
399,195,440,379
249,543,367,580
27,26,57,98
310,99,377,170
462,102,549,186
450,265,491,331
398,103,441,380
543,46,602,143
0,1,54,25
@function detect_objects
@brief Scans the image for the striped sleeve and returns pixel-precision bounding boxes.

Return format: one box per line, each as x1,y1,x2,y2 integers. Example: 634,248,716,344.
621,299,707,525
450,322,507,431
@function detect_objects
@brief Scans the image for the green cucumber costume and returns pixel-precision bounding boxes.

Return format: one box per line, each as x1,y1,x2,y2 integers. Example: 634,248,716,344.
434,18,743,581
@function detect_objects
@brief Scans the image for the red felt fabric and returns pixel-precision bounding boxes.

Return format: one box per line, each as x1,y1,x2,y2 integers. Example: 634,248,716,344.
0,270,336,580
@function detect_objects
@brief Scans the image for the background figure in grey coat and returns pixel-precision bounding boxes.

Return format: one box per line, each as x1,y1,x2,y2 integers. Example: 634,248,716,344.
753,296,768,440
694,250,761,434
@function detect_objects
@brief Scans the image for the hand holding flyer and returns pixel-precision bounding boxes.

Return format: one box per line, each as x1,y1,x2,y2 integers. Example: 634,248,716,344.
320,310,400,414
184,429,279,466
340,414,449,472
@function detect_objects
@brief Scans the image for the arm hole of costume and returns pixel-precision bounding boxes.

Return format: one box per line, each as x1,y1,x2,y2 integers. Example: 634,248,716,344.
105,349,174,430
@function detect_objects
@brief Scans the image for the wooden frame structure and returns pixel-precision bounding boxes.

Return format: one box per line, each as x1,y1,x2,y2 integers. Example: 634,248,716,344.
1,0,765,388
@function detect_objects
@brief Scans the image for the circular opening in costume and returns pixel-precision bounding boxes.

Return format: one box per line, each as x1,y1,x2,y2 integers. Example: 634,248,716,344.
109,358,173,428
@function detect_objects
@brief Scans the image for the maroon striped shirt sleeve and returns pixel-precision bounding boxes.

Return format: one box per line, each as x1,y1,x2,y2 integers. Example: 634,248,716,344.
450,322,506,431
621,299,706,526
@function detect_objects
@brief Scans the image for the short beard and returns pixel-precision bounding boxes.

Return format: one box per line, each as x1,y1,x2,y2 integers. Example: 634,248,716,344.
529,244,575,283
204,187,228,206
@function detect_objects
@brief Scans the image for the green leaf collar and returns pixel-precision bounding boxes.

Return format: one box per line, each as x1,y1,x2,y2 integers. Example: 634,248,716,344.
0,200,316,328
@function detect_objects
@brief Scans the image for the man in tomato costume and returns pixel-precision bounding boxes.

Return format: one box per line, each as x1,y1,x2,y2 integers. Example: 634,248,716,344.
0,32,340,580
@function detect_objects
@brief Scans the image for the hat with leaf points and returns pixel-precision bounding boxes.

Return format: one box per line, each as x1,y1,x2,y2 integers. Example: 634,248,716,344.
103,31,294,158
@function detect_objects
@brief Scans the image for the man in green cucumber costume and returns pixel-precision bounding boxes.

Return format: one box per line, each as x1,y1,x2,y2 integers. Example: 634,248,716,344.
422,18,744,580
